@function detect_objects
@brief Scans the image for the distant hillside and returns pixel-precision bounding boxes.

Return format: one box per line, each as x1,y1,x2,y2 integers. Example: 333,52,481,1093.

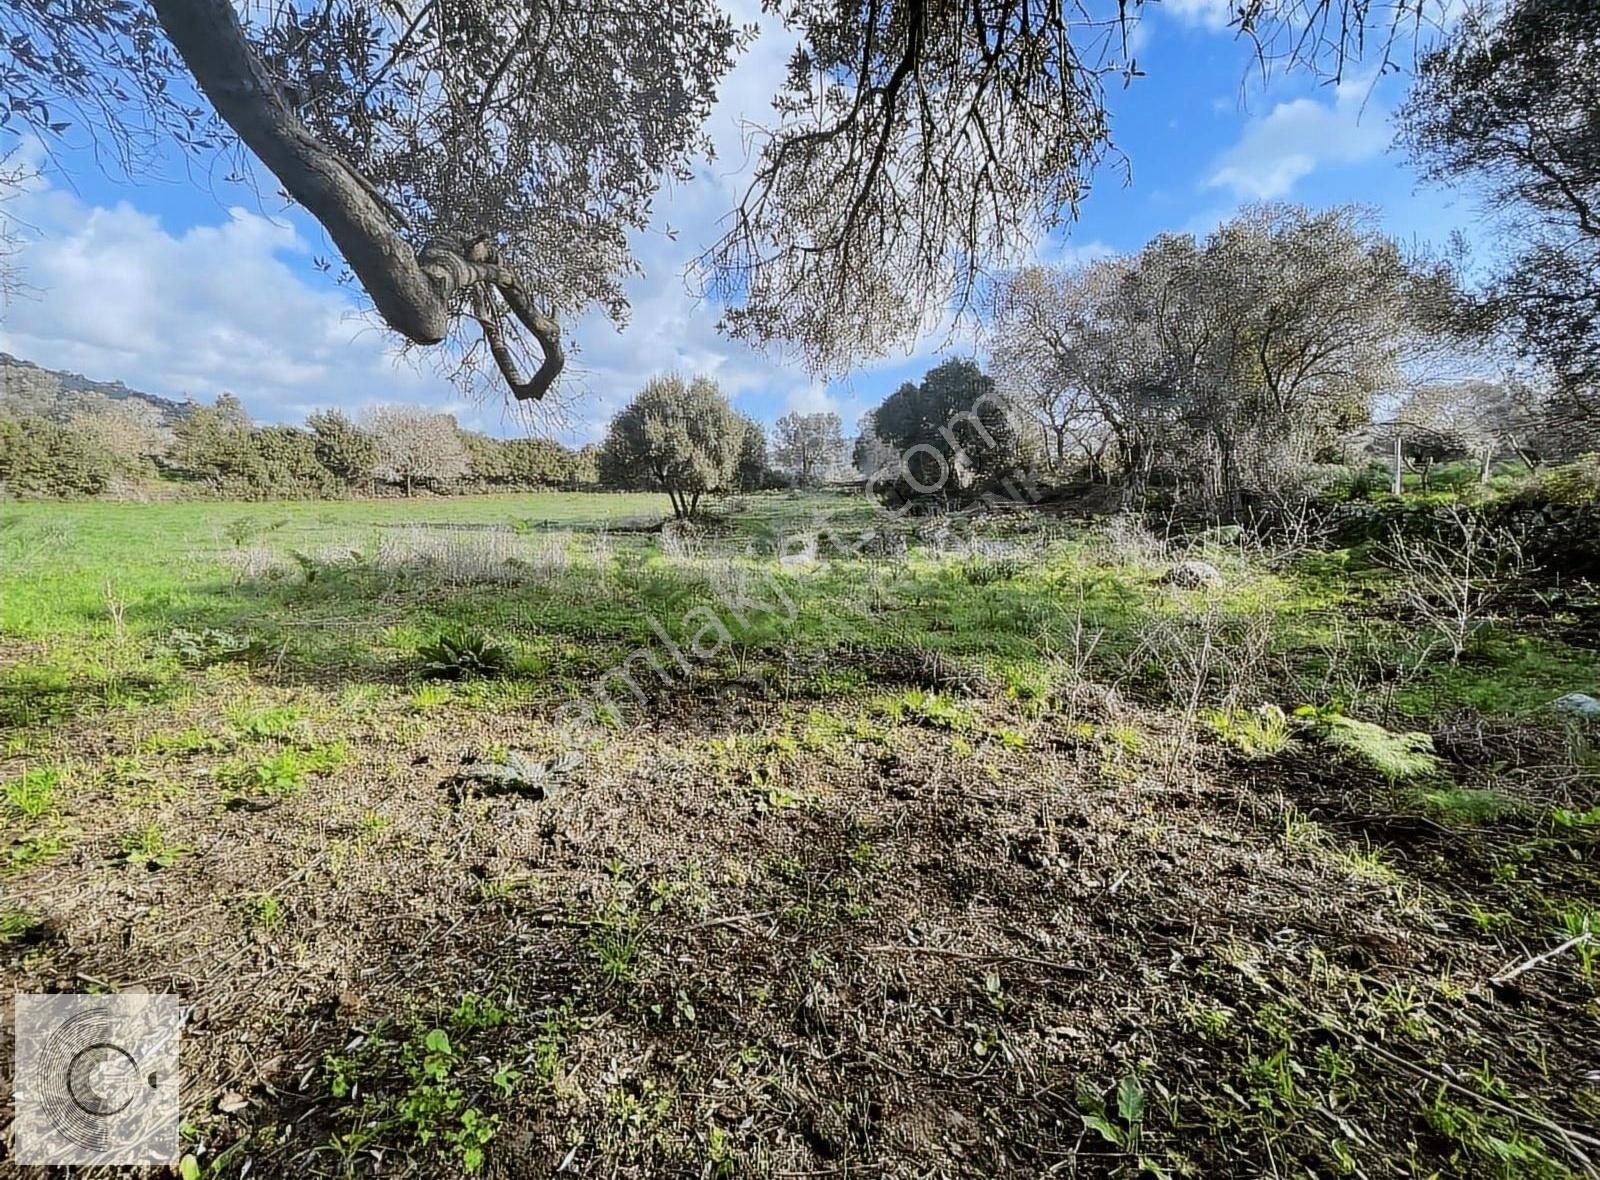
0,353,192,428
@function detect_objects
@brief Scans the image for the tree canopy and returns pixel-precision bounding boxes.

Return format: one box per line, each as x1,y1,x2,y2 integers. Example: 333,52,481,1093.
989,204,1431,506
3,0,1465,403
772,412,846,486
597,374,743,518
1398,0,1600,412
869,357,1021,499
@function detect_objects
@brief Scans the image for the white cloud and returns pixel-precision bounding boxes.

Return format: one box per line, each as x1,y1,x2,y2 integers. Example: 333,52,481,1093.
1035,236,1118,268
1161,0,1235,31
1,183,473,427
1204,79,1390,200
0,1,819,445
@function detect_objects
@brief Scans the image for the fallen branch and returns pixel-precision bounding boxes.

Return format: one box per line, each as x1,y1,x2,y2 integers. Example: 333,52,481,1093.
1491,932,1594,986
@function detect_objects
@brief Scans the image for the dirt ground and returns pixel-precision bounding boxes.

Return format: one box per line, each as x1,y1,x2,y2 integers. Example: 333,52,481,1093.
5,660,1598,1179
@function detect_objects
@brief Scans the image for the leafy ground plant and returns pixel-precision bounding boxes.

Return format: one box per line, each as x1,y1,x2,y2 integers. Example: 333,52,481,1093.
417,631,512,680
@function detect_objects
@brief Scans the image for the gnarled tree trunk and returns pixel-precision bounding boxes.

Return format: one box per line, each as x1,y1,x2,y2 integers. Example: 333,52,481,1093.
149,0,564,400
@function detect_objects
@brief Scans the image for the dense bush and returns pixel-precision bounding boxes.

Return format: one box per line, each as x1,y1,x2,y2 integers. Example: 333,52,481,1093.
1514,454,1600,508
0,415,124,496
3,393,601,501
866,358,1024,507
597,374,744,518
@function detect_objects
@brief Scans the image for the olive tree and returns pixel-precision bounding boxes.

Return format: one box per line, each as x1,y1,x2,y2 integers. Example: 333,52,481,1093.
771,411,846,486
597,375,741,519
867,358,1021,499
6,0,1461,400
1398,0,1600,410
307,409,379,489
990,205,1423,509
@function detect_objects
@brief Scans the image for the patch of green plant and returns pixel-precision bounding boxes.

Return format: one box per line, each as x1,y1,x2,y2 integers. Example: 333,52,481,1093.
451,992,513,1032
417,630,512,680
586,899,645,987
1559,907,1598,978
1297,707,1440,781
5,767,61,819
1203,704,1292,757
877,688,972,731
8,832,68,873
1075,1073,1146,1153
960,556,1024,585
219,743,345,800
1551,805,1600,831
322,1011,523,1175
120,823,189,869
166,627,261,669
1423,1087,1567,1178
230,704,308,742
141,727,228,755
0,909,43,946
1415,787,1521,825
531,999,578,1083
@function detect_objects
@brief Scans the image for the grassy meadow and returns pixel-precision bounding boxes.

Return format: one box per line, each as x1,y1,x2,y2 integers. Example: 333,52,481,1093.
3,490,1599,1177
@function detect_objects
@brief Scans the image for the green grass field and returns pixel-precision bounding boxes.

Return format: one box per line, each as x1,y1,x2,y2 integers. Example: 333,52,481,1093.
3,492,1598,1177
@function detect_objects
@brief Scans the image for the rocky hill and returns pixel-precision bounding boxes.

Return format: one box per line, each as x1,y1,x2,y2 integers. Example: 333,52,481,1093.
0,353,192,427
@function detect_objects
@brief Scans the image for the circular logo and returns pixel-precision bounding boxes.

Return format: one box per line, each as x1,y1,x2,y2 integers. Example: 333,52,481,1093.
36,1009,161,1151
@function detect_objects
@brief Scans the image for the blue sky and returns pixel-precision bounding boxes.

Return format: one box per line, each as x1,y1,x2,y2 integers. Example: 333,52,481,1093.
0,0,1476,445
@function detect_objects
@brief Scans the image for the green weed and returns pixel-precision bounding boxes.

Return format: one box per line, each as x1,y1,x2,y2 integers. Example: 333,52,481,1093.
121,823,189,869
417,630,512,680
5,768,61,818
1204,704,1293,757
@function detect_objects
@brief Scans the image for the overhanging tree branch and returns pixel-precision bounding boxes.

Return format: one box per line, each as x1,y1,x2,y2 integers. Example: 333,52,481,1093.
149,0,564,397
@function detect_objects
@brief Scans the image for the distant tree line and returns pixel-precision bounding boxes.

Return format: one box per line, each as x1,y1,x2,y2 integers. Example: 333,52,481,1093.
0,392,601,499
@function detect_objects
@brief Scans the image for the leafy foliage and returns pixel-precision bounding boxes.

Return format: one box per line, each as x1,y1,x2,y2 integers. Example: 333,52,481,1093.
869,358,1021,503
597,374,743,518
1399,0,1600,407
417,631,512,681
771,412,846,486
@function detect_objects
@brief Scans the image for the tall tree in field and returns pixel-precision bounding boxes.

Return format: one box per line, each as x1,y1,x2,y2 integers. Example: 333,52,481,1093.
990,205,1425,508
1399,0,1599,414
363,405,469,494
771,412,845,486
852,412,899,481
7,0,1461,402
870,359,1019,497
597,375,740,519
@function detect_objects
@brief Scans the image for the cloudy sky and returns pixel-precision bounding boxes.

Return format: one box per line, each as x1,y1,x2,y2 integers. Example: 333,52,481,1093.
0,1,1477,445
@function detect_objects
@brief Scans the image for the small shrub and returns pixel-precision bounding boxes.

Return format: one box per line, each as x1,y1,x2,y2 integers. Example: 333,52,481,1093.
1380,505,1523,662
417,631,512,680
1516,454,1600,508
1299,708,1440,782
